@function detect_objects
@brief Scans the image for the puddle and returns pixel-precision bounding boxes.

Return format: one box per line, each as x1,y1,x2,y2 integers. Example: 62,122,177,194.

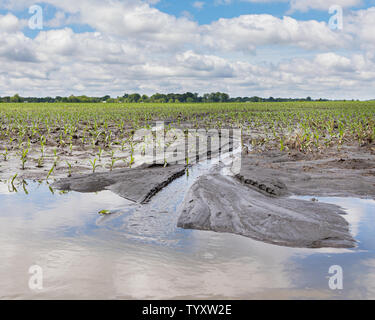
1,164,375,299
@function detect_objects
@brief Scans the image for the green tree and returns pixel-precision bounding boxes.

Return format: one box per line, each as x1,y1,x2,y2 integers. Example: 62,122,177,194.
10,94,22,103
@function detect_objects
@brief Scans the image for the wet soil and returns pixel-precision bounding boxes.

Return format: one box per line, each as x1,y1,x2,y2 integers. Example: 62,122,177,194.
24,144,375,248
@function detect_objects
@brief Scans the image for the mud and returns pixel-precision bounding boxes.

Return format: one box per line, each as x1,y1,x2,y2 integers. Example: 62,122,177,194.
177,173,355,248
52,164,186,203
176,146,375,248
237,147,375,199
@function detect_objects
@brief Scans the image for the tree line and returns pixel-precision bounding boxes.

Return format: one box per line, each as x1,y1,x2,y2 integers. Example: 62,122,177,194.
0,93,328,103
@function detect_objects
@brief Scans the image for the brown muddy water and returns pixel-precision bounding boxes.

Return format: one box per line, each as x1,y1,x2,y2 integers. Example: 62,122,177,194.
0,162,375,299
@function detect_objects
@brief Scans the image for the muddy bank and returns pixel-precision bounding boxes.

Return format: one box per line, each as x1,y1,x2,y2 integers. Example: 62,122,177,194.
177,173,355,248
236,148,375,199
52,164,186,203
177,148,374,248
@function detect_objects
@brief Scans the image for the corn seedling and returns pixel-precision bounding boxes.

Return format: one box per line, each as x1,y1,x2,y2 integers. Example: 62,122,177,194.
89,158,100,173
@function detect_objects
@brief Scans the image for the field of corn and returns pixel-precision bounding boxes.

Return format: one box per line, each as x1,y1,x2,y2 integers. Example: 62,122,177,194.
0,101,375,184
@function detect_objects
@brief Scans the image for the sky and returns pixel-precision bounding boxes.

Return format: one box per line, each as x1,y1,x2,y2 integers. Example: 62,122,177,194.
0,0,375,99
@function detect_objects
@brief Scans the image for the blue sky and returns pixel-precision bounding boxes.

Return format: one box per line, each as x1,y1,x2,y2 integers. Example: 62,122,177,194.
156,1,291,23
154,0,374,23
0,0,374,99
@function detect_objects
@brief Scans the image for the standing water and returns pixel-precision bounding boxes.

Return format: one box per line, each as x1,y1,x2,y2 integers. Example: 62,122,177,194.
1,159,375,299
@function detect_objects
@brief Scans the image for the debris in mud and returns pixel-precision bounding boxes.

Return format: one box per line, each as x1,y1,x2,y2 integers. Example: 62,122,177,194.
98,210,111,215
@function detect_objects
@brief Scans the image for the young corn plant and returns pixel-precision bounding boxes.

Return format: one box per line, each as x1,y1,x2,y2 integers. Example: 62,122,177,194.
129,153,135,168
36,157,44,168
22,179,29,195
20,148,29,170
2,147,9,161
98,147,103,161
8,173,18,193
279,136,285,152
46,163,56,180
89,158,100,173
53,148,60,167
108,158,118,171
66,161,72,177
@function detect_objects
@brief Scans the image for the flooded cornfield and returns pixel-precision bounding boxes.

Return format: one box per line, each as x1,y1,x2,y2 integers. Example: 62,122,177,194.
1,162,375,299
